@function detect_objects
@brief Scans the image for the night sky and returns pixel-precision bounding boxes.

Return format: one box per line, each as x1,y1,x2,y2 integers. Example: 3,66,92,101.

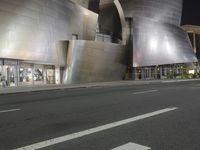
182,0,200,25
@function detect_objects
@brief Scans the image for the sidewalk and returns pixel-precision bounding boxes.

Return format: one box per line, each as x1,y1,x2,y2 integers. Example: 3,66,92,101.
1,78,200,95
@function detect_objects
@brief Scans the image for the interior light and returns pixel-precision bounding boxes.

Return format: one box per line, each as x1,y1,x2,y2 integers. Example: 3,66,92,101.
188,70,195,74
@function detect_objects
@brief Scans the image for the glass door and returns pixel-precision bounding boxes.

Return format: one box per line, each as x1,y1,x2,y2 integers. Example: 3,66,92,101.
33,64,44,85
5,65,17,87
19,63,33,85
44,65,55,84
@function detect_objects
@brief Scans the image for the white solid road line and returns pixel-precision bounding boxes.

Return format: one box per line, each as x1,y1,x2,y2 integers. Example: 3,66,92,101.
132,90,158,95
111,142,151,150
14,107,178,150
0,108,21,114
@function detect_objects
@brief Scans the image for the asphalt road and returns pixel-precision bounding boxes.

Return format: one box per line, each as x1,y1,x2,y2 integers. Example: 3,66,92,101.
0,81,200,150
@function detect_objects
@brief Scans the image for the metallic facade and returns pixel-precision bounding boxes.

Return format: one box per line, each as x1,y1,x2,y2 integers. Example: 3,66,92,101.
119,0,183,25
0,0,198,86
0,0,97,65
0,0,127,85
63,40,126,84
118,0,197,67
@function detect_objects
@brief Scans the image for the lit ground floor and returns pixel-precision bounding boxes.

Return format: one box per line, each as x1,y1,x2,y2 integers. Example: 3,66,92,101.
0,59,63,88
126,63,200,80
1,58,200,88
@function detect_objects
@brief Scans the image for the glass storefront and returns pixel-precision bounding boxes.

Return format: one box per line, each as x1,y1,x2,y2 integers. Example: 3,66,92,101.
33,64,44,84
19,63,55,85
0,59,58,87
44,65,55,84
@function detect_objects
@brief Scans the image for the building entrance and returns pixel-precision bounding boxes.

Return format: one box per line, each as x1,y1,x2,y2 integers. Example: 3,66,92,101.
33,64,44,85
44,65,55,84
4,65,17,87
0,60,18,87
143,68,151,79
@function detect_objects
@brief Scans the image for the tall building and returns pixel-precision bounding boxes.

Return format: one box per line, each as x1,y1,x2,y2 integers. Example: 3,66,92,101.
0,0,197,88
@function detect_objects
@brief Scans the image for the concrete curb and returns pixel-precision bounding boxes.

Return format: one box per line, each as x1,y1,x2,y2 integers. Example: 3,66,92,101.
0,78,200,95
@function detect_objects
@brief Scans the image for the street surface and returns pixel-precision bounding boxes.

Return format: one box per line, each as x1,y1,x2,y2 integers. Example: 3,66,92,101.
0,81,200,150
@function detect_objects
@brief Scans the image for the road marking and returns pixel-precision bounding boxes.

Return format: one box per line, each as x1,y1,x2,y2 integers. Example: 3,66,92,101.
111,142,151,150
132,90,158,95
14,107,178,150
0,108,21,114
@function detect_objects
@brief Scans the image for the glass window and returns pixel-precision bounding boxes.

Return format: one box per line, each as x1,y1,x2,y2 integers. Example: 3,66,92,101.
1,60,18,87
6,65,17,87
33,65,44,84
19,63,33,85
44,65,55,84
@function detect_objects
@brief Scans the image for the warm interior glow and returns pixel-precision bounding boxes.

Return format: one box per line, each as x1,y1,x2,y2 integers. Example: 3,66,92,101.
188,70,195,74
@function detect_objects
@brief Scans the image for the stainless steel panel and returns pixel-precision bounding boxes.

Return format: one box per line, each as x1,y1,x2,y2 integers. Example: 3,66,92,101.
132,19,197,67
119,0,183,26
71,0,89,8
63,40,127,84
0,0,97,65
117,0,197,67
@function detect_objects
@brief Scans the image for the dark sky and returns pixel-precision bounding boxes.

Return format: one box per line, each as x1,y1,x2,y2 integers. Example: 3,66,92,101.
182,0,200,25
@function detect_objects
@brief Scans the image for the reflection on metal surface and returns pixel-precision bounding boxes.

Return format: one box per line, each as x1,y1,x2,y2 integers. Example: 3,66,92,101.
0,0,198,85
117,0,197,67
132,20,197,67
0,0,97,64
119,0,183,25
63,40,126,84
71,0,89,8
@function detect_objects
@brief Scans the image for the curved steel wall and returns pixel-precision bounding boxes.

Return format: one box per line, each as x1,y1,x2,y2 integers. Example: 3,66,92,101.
71,0,89,8
133,20,197,67
0,0,97,65
119,0,183,25
63,40,127,84
118,0,197,67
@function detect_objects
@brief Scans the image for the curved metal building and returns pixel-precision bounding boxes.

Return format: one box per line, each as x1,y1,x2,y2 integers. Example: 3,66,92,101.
117,0,197,67
0,0,198,87
119,0,183,25
0,0,97,64
0,0,127,86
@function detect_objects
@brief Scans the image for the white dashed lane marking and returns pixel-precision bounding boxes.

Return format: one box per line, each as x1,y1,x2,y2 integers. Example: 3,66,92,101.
132,90,158,95
14,107,178,150
0,108,21,114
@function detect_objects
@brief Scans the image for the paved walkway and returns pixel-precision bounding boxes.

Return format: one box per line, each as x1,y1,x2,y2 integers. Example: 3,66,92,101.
0,79,200,95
